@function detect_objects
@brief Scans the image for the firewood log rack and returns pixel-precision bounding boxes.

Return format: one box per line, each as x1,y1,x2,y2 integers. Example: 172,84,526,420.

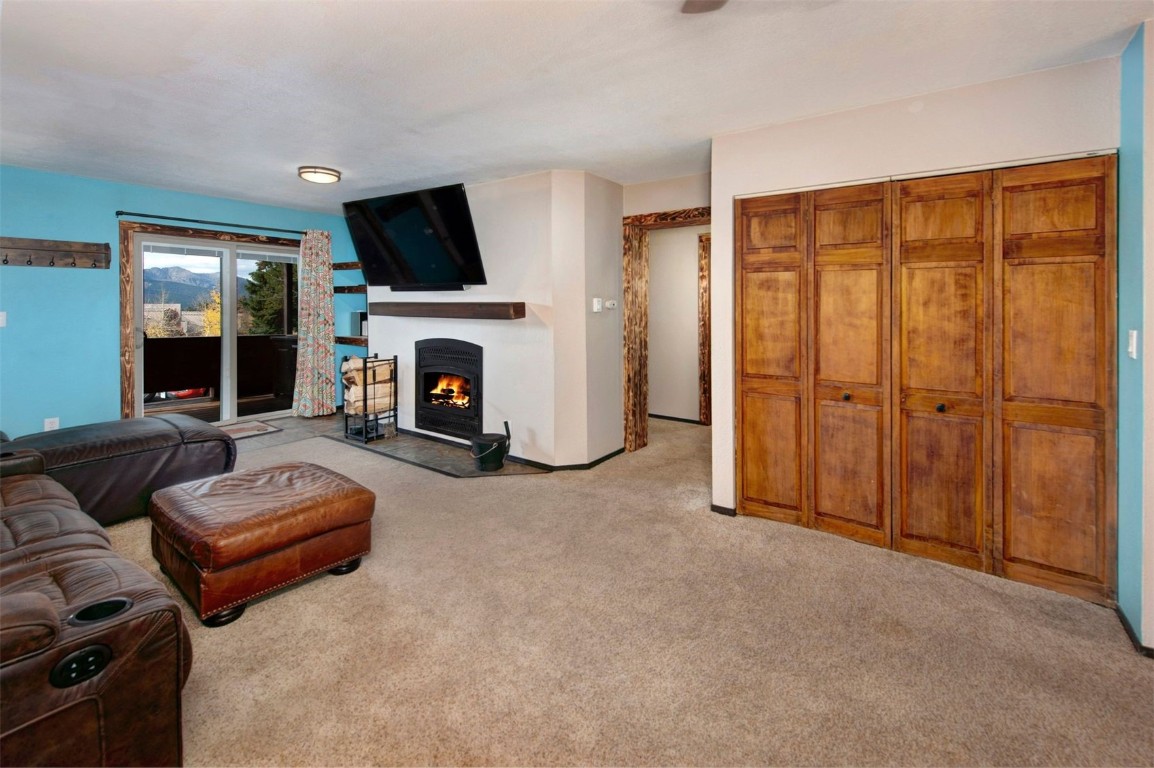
341,354,397,443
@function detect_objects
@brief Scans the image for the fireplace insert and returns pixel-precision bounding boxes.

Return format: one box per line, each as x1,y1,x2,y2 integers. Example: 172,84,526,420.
415,338,482,439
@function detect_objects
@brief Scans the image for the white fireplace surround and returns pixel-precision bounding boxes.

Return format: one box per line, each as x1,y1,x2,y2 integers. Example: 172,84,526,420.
367,170,624,467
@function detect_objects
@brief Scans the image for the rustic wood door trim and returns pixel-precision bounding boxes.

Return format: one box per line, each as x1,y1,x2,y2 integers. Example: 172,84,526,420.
118,221,300,419
622,207,710,451
698,234,712,426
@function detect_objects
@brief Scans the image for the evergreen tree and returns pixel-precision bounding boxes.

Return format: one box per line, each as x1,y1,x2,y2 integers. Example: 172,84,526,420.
240,261,295,335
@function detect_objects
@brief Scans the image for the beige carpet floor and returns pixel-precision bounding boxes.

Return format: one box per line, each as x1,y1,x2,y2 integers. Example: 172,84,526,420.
108,419,1153,766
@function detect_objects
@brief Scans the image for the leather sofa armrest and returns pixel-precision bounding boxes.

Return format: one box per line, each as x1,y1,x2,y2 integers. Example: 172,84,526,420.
0,592,60,663
0,552,190,767
0,449,46,478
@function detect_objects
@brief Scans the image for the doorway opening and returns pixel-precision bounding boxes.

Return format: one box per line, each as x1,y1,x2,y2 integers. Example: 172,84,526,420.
647,226,711,424
622,206,711,451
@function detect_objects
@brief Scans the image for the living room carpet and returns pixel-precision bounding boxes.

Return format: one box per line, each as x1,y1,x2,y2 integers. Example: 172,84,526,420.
107,420,1154,767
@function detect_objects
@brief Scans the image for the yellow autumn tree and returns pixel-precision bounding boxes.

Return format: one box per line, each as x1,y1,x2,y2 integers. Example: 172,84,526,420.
202,289,222,337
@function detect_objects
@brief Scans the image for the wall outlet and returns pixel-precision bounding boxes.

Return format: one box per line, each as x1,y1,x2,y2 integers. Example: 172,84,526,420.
44,417,60,431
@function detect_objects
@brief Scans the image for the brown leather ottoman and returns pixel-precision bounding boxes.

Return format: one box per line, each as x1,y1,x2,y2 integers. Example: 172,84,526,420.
148,461,375,626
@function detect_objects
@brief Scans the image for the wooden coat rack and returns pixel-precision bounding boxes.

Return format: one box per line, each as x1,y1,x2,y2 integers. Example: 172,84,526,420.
0,237,111,269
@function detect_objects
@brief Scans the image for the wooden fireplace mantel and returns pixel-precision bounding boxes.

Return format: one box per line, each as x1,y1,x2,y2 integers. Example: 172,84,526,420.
369,301,526,320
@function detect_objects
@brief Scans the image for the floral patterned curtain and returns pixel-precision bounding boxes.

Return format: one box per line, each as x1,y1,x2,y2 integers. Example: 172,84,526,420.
292,230,336,417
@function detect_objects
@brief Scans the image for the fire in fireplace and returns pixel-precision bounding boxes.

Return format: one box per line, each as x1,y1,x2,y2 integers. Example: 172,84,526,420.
426,373,471,409
415,339,482,439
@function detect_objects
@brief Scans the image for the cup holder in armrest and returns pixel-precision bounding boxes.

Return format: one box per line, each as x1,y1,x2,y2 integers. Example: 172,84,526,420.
68,597,134,626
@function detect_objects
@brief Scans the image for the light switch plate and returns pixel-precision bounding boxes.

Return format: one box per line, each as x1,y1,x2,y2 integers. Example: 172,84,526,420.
1128,329,1139,360
0,311,7,328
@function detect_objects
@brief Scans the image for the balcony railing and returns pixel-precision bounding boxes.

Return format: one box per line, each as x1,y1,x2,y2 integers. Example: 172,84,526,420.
143,335,297,401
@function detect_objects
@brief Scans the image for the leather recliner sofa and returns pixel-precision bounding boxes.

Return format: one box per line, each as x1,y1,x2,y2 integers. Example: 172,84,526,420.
0,414,237,767
1,414,237,526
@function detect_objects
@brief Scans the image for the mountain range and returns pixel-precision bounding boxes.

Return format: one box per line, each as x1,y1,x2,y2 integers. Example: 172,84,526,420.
143,267,249,309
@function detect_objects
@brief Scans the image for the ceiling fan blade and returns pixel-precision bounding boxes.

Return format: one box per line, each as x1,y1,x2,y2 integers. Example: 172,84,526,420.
681,0,729,13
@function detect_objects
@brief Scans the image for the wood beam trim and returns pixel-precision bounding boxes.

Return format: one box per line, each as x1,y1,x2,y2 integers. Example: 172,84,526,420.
369,302,526,320
698,233,712,426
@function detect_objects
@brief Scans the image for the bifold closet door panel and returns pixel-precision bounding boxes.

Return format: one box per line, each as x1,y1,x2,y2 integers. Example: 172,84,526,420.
740,391,803,519
893,172,993,571
736,193,809,523
994,156,1116,603
811,183,891,545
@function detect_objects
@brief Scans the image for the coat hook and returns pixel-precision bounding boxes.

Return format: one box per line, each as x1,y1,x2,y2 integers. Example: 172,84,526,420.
91,259,98,268
2,255,8,265
70,257,77,267
26,256,33,265
48,257,55,267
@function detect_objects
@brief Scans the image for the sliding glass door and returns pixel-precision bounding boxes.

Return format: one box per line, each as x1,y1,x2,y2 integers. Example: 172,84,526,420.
134,235,299,423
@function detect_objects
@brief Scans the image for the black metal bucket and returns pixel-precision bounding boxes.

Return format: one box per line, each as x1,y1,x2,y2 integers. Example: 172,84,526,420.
470,421,511,472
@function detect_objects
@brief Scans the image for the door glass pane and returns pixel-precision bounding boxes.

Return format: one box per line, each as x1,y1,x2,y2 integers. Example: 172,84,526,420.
237,252,299,416
141,243,223,421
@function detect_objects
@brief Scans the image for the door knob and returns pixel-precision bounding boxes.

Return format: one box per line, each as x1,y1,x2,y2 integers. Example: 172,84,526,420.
842,392,851,401
935,403,946,413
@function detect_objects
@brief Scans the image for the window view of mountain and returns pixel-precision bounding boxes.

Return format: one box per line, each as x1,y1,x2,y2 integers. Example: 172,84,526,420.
143,267,249,309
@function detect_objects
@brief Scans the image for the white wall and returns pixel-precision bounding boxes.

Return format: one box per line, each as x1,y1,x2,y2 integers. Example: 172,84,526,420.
649,225,708,421
368,169,624,467
710,58,1122,509
550,170,626,465
368,172,557,463
551,171,590,465
624,173,710,216
584,173,626,461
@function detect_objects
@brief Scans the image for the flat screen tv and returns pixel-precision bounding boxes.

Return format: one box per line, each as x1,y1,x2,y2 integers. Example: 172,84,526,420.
343,184,487,290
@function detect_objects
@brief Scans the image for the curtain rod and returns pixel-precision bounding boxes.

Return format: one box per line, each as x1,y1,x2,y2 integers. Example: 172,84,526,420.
115,210,306,236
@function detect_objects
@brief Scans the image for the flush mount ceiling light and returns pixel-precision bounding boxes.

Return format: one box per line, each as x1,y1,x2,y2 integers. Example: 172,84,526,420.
297,166,341,184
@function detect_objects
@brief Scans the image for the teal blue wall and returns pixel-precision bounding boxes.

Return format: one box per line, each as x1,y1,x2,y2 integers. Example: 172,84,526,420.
0,165,357,437
1118,25,1145,642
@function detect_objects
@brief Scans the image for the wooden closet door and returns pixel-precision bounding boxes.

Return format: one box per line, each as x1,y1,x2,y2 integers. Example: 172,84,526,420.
893,172,993,571
735,193,809,523
810,184,891,545
994,156,1116,603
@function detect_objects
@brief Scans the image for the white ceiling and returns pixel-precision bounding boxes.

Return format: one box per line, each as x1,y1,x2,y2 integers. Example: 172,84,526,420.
2,0,1150,214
